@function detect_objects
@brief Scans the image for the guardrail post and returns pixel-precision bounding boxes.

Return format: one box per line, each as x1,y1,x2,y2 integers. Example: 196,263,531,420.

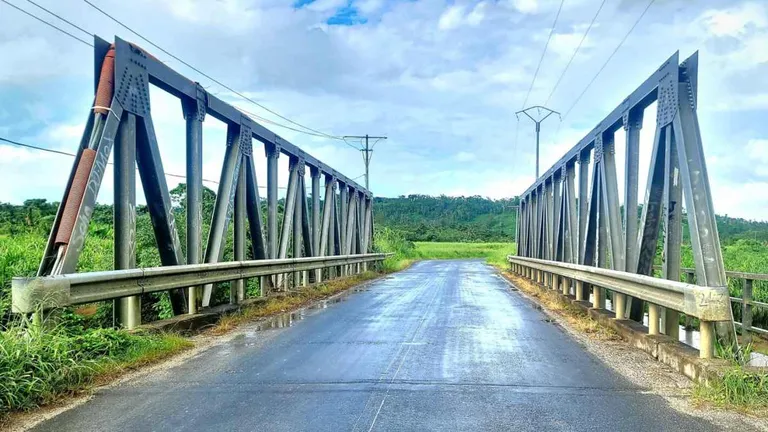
575,280,584,301
684,272,695,329
591,285,601,309
744,278,753,344
614,292,626,320
700,320,714,359
664,308,679,340
561,277,569,296
551,273,559,290
648,304,660,335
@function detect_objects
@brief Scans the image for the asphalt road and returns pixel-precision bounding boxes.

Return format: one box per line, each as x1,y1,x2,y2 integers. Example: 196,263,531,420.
35,260,718,431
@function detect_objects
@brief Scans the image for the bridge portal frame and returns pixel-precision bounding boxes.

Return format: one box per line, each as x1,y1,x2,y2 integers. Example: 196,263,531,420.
516,51,734,351
34,36,373,328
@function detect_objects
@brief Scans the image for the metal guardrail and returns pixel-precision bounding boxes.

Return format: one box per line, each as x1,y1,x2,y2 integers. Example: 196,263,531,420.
13,253,390,314
508,256,732,358
651,265,768,341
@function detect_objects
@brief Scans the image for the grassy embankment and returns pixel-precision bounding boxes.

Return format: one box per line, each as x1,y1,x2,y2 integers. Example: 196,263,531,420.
0,318,190,420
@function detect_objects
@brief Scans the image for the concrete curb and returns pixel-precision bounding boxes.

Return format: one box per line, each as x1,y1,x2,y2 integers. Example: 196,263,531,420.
499,270,731,383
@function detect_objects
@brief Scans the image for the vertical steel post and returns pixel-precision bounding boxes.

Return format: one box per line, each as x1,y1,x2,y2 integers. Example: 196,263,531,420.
597,175,607,309
201,126,242,306
577,150,590,300
266,145,280,260
329,185,338,278
744,279,753,344
311,167,321,282
278,158,300,289
340,183,349,275
115,113,139,328
319,175,334,257
623,111,642,273
632,124,667,322
233,159,246,303
663,126,682,340
266,143,279,289
299,175,312,286
363,196,372,271
293,162,305,287
182,90,205,315
578,150,590,262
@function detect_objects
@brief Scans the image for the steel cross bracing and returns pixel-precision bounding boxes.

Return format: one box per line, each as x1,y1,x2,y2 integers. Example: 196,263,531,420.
515,51,736,347
34,36,374,328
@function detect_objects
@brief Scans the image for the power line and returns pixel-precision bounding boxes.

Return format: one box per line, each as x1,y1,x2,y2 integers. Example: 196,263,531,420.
544,0,606,106
1,0,93,47
24,0,92,37
340,136,365,151
561,0,656,120
81,0,343,141
521,0,565,110
234,106,337,139
7,0,340,142
0,136,220,184
0,137,326,190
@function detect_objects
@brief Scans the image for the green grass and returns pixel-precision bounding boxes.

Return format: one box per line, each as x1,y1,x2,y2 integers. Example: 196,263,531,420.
694,366,768,413
0,318,191,419
411,242,516,267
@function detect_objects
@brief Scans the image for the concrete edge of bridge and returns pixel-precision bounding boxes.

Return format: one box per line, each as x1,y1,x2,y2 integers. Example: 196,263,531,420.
496,269,733,384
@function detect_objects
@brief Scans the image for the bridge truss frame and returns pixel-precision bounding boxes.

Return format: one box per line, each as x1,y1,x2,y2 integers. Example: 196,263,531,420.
515,51,735,352
35,36,374,328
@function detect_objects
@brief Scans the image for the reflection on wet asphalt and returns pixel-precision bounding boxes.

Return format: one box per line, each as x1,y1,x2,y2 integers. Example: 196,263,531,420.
34,260,720,431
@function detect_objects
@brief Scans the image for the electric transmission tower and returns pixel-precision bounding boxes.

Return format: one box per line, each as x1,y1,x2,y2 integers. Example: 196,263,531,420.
342,134,387,191
516,106,560,179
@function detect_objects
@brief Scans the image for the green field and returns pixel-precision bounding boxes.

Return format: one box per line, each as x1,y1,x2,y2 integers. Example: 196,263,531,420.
411,242,515,267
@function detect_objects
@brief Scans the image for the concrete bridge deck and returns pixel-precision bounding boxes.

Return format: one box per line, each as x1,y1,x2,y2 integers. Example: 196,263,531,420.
35,260,718,431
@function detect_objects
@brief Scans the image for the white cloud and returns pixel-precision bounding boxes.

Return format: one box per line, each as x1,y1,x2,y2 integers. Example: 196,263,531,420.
698,2,768,37
438,5,465,31
455,151,476,162
467,2,487,26
511,0,537,14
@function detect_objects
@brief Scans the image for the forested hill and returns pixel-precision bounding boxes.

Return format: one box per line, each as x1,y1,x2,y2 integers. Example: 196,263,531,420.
373,195,519,242
373,194,768,244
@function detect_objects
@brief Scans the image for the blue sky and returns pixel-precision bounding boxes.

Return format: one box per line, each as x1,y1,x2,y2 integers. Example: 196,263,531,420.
1,0,768,221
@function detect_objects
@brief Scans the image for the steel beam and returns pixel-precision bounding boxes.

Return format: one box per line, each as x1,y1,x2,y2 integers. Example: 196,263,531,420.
293,163,305,286
311,168,321,282
663,127,682,339
136,116,187,314
233,157,246,303
182,87,205,314
201,125,243,306
114,113,139,328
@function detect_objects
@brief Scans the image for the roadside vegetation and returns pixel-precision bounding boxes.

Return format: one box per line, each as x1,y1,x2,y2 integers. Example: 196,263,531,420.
693,342,768,414
0,315,190,418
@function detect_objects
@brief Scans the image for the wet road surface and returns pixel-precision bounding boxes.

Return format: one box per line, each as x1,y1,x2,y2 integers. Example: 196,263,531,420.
35,260,717,431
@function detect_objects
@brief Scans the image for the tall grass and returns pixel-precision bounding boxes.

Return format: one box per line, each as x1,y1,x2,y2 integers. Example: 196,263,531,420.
373,226,415,271
0,316,190,417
